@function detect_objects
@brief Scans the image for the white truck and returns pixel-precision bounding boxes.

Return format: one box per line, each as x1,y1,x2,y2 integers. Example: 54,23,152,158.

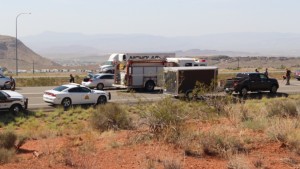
166,57,208,67
99,53,176,73
112,53,175,92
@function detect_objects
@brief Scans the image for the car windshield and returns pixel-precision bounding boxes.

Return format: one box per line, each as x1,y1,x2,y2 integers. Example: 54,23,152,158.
0,91,10,98
53,86,68,92
102,61,113,66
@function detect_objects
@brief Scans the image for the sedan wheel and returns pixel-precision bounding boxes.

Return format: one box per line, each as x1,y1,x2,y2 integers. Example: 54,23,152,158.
61,98,72,108
97,83,104,90
97,96,107,104
10,104,22,114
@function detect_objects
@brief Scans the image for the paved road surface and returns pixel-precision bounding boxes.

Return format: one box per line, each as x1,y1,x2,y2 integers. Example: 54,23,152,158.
11,79,300,110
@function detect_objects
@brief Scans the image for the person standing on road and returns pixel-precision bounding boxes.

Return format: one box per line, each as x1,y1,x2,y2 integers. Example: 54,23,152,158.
69,74,75,83
10,75,15,91
264,68,269,77
286,68,291,85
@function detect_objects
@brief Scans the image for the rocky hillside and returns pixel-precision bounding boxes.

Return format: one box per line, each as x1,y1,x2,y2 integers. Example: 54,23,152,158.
0,35,60,70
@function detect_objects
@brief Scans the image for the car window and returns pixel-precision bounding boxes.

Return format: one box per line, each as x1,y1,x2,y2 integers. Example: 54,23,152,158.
185,63,192,67
249,74,260,81
78,87,91,93
68,87,80,93
100,75,114,79
53,86,68,92
0,92,7,100
259,74,268,79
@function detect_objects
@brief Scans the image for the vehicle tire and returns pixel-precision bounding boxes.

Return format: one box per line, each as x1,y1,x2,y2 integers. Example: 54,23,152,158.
97,83,104,90
3,83,11,90
240,87,248,96
145,81,155,92
61,98,72,109
186,91,196,101
97,95,107,104
270,85,278,94
10,104,22,115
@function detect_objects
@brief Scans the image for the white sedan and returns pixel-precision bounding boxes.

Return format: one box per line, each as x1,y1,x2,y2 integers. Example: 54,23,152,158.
43,83,111,108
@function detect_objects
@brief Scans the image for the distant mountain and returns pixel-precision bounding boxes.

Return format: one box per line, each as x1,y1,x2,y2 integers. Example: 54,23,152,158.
21,32,300,60
0,35,61,70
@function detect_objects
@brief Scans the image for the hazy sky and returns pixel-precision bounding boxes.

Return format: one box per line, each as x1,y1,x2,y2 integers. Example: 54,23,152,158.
1,0,300,37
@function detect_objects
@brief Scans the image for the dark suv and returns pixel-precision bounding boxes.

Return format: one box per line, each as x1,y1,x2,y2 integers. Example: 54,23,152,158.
224,73,279,96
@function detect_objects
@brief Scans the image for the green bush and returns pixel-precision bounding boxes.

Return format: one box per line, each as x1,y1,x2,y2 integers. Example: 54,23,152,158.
90,103,132,132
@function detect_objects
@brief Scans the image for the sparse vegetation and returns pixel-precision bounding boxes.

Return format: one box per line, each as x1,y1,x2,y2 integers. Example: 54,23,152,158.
1,91,300,168
90,103,133,132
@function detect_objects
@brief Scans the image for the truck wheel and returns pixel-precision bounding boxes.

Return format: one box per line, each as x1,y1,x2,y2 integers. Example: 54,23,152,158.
10,104,22,115
145,81,155,92
270,85,278,93
240,87,248,96
186,91,196,101
61,98,72,109
97,95,107,104
97,83,104,90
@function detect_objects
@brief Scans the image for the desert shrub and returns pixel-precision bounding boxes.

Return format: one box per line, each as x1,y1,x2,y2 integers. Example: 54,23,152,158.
199,131,246,158
163,159,182,169
140,98,188,142
266,118,299,143
267,99,298,117
0,131,17,149
0,148,15,164
227,155,250,169
242,118,268,132
90,103,132,132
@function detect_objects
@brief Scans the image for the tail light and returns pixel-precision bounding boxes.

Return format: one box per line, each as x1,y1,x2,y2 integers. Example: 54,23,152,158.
45,92,56,97
201,59,206,62
89,79,93,82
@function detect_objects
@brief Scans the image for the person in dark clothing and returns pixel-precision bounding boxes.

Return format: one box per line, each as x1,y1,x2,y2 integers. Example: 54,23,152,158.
264,68,269,77
286,68,291,85
255,69,259,73
69,74,75,83
10,75,16,91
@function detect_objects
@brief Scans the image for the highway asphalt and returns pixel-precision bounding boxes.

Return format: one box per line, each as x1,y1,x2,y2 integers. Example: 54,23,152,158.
10,79,300,111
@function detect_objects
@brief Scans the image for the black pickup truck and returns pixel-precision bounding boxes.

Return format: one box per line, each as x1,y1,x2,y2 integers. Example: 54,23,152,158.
224,73,279,96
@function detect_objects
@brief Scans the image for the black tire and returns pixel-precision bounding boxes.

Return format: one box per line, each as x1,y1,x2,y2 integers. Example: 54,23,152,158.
240,87,248,96
61,98,72,108
186,91,196,101
145,81,155,92
10,104,22,114
3,83,11,90
97,95,107,104
97,83,104,90
270,85,278,93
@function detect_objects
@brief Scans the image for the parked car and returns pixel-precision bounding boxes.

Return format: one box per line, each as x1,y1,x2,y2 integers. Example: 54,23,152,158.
294,70,300,81
0,90,28,113
224,72,279,96
0,75,13,89
81,73,114,90
43,83,111,108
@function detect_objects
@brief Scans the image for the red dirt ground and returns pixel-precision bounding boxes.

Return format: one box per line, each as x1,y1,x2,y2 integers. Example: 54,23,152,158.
1,121,300,169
